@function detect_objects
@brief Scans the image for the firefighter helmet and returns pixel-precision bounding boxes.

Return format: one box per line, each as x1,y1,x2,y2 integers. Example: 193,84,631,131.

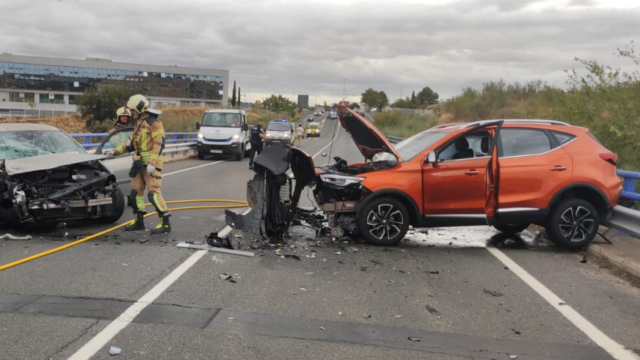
127,94,149,114
116,107,131,123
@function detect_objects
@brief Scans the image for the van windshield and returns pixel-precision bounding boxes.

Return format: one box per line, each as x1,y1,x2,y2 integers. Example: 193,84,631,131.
201,113,242,127
268,122,290,131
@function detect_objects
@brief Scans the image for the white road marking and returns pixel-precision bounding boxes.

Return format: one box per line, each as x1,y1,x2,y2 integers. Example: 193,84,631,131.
486,246,640,360
68,210,250,360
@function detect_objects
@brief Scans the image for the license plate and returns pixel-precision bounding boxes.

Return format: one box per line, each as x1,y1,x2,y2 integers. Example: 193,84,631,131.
210,150,223,154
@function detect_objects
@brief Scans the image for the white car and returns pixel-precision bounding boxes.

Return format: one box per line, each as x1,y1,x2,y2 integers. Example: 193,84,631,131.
265,120,293,145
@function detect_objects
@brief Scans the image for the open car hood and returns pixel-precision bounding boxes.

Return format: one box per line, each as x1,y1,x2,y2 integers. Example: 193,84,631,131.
338,108,402,161
4,153,109,176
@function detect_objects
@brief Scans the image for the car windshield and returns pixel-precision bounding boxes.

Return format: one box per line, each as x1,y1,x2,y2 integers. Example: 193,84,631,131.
394,131,448,160
309,124,319,129
268,122,290,131
0,130,86,160
201,113,242,127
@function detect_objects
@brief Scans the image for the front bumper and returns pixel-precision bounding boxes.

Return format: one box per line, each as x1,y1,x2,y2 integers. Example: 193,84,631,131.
197,141,243,155
265,137,291,145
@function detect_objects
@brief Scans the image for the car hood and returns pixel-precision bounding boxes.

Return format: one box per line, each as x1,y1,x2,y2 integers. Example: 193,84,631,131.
3,153,109,176
338,108,402,161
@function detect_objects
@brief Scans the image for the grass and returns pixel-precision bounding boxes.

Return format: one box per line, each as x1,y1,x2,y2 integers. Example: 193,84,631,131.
373,111,440,138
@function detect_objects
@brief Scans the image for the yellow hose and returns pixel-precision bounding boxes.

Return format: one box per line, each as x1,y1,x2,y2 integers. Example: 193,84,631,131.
0,199,249,272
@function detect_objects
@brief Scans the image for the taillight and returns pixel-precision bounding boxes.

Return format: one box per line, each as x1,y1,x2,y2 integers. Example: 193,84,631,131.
599,153,617,166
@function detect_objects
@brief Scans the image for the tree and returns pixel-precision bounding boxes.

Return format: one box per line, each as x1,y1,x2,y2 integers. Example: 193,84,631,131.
416,86,439,105
348,102,360,109
263,94,297,112
238,87,242,107
361,88,388,112
411,91,416,103
231,80,236,107
76,86,135,130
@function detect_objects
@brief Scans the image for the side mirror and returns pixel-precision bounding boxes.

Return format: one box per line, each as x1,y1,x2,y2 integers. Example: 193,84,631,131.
242,123,248,131
426,151,437,163
195,122,200,130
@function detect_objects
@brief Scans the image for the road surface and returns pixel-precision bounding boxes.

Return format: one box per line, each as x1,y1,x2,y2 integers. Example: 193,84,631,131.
1,113,639,360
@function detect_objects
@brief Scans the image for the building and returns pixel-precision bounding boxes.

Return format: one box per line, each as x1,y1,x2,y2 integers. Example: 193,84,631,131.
297,94,309,109
0,54,229,114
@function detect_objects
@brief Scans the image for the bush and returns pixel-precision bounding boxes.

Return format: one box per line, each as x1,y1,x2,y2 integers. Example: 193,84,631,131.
76,87,135,131
374,112,439,138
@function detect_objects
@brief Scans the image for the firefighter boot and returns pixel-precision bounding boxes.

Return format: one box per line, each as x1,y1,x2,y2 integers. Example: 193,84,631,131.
124,212,146,231
151,214,172,235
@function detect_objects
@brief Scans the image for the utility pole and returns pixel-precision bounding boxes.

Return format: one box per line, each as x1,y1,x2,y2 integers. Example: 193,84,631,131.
342,78,347,102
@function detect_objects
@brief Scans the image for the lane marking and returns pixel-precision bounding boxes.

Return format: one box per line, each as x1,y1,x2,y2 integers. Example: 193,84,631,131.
68,208,250,360
486,246,640,360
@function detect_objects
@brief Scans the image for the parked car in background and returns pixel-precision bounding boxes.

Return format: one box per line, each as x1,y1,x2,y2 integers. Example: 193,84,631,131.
0,124,125,226
265,119,294,145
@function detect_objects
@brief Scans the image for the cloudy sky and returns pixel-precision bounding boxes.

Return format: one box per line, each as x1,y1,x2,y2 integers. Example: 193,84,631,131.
1,0,639,105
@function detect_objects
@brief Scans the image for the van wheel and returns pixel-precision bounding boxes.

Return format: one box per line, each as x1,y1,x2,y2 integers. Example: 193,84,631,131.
197,152,205,160
357,197,409,246
546,198,599,250
494,223,530,234
235,152,242,161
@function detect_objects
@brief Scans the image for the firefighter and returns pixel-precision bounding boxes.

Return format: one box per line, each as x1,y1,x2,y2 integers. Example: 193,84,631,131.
248,119,265,169
106,94,171,234
110,107,132,134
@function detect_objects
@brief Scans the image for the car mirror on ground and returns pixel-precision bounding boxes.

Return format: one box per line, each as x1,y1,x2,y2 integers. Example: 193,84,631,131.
426,151,437,163
321,153,327,157
195,122,200,130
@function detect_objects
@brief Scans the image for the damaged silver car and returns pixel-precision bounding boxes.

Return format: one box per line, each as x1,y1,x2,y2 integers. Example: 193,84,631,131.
0,124,124,226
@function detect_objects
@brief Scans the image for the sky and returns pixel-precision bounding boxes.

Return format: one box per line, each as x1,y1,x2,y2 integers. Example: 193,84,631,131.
1,0,639,105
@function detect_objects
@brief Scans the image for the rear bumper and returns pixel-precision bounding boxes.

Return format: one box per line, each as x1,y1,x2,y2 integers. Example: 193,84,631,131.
197,141,243,155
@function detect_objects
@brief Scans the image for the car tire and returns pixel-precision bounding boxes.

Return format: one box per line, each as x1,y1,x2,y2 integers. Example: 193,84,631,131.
494,223,530,234
545,198,599,250
99,188,125,224
197,152,205,160
357,197,410,246
235,151,242,161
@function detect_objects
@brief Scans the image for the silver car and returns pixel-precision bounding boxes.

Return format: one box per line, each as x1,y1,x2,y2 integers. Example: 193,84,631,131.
265,120,293,145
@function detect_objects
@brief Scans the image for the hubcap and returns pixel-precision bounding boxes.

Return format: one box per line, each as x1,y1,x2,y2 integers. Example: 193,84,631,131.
366,204,404,240
559,206,595,242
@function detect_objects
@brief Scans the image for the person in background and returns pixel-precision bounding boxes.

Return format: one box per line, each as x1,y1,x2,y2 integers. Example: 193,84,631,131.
295,123,304,147
249,119,265,170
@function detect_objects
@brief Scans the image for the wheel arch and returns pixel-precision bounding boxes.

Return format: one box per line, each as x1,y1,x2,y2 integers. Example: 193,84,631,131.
358,189,421,226
547,183,610,218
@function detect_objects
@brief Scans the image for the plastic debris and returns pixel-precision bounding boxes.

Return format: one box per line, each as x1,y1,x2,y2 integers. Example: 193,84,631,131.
360,266,368,271
363,314,371,319
370,259,383,265
511,328,521,335
109,346,121,356
300,288,307,291
320,326,325,331
509,355,518,359
483,288,503,297
206,231,233,249
428,270,440,275
408,337,421,342
0,233,32,241
335,251,341,255
395,315,403,318
426,305,441,316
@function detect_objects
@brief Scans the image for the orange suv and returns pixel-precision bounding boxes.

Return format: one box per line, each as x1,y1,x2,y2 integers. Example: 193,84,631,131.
227,109,621,250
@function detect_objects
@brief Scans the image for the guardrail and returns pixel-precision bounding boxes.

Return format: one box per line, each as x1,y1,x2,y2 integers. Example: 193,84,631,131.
384,134,639,203
71,132,197,149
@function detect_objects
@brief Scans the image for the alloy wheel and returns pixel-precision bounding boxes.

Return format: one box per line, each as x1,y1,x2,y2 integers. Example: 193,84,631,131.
366,204,404,240
559,206,595,242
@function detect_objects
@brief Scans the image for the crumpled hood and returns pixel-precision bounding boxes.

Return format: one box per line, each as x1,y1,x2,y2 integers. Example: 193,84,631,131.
338,108,402,161
4,153,109,176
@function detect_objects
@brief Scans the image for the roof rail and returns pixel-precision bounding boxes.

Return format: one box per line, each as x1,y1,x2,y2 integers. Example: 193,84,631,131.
464,119,570,128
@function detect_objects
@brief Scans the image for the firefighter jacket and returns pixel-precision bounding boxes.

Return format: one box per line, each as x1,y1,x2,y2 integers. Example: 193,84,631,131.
114,113,166,170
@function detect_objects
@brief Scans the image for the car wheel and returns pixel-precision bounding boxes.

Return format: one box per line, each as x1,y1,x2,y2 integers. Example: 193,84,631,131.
235,151,243,161
197,151,205,160
357,197,409,246
493,223,530,234
546,198,599,250
99,188,125,224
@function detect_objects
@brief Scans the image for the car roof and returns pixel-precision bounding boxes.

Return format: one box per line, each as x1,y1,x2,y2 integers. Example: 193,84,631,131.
426,119,581,133
0,123,60,132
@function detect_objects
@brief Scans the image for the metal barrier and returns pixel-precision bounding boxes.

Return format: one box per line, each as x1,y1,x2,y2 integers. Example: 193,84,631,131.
71,132,197,149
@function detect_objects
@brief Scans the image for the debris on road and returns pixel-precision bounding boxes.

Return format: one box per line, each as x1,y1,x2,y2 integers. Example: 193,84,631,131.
176,242,255,257
426,305,441,316
0,233,32,241
483,288,504,297
206,231,234,249
320,326,325,331
370,259,384,265
511,328,522,335
428,270,440,274
395,315,403,318
408,337,421,342
363,314,371,319
219,273,237,283
284,254,302,261
509,355,519,359
360,266,368,271
108,346,122,356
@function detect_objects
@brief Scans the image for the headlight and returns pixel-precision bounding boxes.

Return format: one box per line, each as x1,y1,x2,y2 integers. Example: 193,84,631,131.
284,133,290,137
307,130,311,133
233,134,240,140
319,174,365,187
197,133,203,140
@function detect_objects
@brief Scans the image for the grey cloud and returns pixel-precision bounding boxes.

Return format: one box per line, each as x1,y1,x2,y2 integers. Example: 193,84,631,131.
1,0,639,103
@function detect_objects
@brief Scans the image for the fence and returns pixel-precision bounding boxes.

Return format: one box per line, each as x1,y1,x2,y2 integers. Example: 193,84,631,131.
0,109,78,118
385,134,639,204
71,132,197,149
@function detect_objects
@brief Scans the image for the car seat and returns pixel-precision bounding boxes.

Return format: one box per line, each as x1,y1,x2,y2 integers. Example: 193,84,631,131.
452,137,474,159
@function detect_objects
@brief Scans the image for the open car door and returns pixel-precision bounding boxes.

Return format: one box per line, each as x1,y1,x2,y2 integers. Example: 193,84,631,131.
95,127,135,183
484,121,503,220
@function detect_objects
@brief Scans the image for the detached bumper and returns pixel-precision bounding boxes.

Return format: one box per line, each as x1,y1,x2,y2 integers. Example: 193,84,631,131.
197,142,242,155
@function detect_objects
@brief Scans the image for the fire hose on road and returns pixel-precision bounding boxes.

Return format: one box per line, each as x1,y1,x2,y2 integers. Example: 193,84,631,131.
0,199,249,272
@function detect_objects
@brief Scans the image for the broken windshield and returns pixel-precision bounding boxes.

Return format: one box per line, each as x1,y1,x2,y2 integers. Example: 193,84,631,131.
0,130,86,160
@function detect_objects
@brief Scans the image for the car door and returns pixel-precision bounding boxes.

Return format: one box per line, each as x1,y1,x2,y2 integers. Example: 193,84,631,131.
95,127,134,183
422,121,502,225
496,128,573,216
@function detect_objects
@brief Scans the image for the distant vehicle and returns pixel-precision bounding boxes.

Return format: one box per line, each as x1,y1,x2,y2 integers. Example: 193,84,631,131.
194,110,250,161
306,116,314,122
306,122,321,137
327,111,338,119
314,111,321,116
265,119,293,145
0,123,125,225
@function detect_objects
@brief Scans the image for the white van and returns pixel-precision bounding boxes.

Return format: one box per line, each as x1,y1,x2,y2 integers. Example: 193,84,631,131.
196,109,250,161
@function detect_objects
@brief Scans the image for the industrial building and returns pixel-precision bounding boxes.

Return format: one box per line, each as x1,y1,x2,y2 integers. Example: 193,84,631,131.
0,54,229,115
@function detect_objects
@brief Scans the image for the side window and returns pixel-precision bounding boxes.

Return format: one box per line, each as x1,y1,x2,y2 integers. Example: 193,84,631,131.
438,131,491,161
500,129,551,157
552,131,576,145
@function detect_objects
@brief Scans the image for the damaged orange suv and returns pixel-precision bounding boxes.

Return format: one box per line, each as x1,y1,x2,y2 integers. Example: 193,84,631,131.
227,109,621,250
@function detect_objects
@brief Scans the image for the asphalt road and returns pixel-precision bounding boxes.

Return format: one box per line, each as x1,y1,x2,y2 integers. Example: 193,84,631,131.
1,114,640,360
